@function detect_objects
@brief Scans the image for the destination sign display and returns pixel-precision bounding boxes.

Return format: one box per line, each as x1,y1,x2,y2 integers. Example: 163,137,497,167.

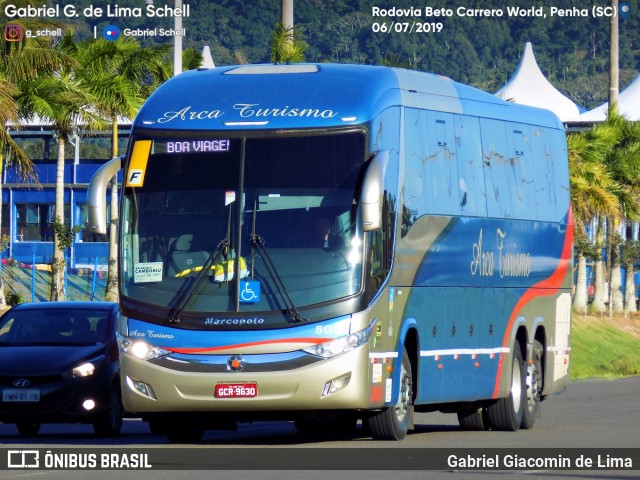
158,139,233,154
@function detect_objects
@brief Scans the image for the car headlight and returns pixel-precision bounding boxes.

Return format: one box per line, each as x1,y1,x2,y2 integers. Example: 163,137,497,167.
303,321,375,358
118,334,170,361
62,357,103,379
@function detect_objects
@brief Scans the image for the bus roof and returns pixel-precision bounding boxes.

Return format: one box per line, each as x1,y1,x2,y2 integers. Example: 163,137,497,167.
133,63,564,132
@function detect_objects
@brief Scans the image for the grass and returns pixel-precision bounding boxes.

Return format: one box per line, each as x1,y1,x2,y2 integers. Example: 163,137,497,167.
571,313,640,379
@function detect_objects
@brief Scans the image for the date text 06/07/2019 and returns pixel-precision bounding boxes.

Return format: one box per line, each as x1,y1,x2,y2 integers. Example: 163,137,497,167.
371,22,443,34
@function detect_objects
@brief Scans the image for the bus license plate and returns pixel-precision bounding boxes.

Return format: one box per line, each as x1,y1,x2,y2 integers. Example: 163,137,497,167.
215,383,257,398
3,388,40,402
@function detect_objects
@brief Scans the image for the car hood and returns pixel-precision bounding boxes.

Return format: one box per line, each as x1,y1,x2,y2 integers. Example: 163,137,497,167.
0,344,106,376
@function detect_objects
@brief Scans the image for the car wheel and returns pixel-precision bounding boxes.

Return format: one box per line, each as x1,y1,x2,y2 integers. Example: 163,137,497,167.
93,388,124,437
16,422,40,437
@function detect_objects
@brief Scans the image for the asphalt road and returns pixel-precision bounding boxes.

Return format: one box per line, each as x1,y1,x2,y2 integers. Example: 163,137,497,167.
0,377,638,479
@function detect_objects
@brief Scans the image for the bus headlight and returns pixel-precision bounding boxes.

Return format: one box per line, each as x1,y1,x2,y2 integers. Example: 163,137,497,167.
303,321,374,358
118,334,170,361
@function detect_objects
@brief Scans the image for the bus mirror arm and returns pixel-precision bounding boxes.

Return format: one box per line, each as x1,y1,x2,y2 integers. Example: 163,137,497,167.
87,156,123,235
360,150,389,232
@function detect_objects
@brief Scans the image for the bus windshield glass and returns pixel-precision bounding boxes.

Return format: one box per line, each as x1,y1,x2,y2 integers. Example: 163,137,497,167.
121,131,366,316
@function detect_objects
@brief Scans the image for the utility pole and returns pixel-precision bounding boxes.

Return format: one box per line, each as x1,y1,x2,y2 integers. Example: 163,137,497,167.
281,0,294,48
607,0,620,315
174,0,183,76
609,0,619,109
281,0,293,30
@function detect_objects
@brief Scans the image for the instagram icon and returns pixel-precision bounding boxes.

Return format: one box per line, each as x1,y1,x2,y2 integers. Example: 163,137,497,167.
4,24,23,42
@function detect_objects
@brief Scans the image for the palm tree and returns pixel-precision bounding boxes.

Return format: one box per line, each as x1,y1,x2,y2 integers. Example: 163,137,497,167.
71,35,169,302
599,110,640,314
567,123,620,313
0,3,74,305
16,72,104,300
271,23,307,64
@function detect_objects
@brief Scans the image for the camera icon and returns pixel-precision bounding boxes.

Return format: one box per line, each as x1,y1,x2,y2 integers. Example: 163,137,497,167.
4,24,24,42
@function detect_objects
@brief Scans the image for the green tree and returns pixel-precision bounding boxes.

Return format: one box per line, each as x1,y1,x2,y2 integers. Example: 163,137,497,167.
0,1,74,305
72,35,169,302
271,23,307,64
567,123,620,313
16,71,104,300
600,110,640,314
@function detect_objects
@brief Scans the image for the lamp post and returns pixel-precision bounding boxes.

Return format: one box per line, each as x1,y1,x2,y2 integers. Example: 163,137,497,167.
145,0,182,76
174,0,183,76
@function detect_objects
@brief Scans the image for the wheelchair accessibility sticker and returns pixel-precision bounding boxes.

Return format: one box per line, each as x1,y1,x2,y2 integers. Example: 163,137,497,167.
240,280,261,303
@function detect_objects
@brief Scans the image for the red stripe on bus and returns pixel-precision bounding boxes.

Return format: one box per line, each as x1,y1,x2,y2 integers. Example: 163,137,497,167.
492,208,574,398
164,337,332,354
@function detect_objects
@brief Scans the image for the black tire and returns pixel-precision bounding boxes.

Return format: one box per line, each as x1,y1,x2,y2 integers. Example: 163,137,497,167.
165,425,205,443
367,346,413,440
16,421,40,437
457,406,487,431
93,388,123,437
486,344,526,431
521,339,544,429
148,419,166,435
294,414,358,438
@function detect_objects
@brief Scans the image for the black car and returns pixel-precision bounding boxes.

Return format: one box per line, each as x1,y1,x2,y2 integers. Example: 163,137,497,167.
0,301,123,437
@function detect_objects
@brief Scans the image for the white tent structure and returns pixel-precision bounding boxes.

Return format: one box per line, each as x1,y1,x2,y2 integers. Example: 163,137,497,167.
200,45,215,69
495,42,581,122
573,73,640,122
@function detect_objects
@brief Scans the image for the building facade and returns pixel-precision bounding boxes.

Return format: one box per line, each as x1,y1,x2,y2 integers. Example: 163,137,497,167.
3,121,128,268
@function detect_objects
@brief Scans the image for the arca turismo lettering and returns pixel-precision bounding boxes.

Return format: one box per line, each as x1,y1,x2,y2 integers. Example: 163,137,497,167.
156,104,338,123
128,329,174,339
470,228,532,278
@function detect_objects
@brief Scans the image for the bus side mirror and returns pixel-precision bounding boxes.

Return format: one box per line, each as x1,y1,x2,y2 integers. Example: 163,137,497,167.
360,150,389,232
87,157,122,235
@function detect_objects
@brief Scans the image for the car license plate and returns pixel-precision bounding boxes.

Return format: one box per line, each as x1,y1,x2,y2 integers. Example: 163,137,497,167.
215,383,257,398
2,389,40,402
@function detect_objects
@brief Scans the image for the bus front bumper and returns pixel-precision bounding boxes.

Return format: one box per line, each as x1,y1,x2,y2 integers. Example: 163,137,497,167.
120,347,377,414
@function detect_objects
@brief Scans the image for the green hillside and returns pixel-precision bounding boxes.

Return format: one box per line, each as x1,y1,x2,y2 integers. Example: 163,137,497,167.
66,0,640,110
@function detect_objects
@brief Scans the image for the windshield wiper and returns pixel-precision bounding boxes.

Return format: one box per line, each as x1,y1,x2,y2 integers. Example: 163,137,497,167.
168,237,229,323
250,233,307,323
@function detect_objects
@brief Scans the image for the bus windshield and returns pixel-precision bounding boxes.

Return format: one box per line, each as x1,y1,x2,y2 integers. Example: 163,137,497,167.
121,131,366,317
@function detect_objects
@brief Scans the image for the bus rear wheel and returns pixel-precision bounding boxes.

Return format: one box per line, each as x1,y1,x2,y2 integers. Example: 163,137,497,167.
367,347,413,440
521,340,543,429
486,344,525,431
457,405,488,430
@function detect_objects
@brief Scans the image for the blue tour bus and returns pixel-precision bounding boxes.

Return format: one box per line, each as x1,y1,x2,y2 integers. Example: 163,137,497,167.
88,63,573,442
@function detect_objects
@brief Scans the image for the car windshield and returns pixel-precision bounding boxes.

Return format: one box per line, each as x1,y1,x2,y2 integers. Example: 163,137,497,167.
0,309,111,346
121,131,366,316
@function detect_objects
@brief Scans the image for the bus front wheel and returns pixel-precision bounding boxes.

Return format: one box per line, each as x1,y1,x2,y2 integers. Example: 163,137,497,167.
367,347,413,440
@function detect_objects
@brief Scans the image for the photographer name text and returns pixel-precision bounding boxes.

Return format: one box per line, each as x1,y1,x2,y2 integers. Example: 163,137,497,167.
4,3,190,18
